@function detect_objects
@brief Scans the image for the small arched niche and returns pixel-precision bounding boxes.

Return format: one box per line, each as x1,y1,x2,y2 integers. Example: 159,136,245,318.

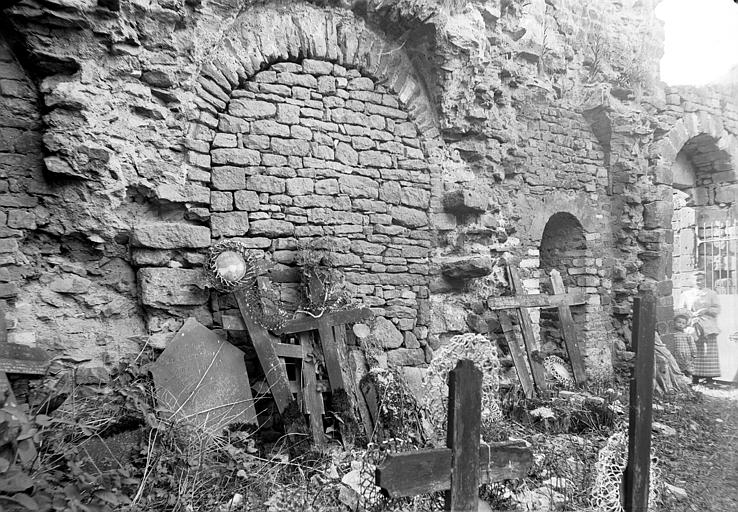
539,212,588,358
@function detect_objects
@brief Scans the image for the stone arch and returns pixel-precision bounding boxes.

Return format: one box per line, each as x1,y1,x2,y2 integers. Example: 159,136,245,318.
646,111,738,328
186,3,441,150
521,194,613,375
652,111,738,185
182,3,445,367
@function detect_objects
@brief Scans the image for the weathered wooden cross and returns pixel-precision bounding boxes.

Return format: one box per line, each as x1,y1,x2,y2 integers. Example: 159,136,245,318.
0,302,49,406
223,292,373,446
487,266,587,397
375,360,533,512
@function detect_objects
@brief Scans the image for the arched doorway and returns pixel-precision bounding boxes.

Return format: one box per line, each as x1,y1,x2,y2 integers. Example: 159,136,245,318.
669,133,738,380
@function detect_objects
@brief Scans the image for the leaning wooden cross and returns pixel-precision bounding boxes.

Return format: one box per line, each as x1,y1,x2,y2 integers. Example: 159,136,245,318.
375,360,534,511
223,294,373,446
0,302,49,406
488,266,587,397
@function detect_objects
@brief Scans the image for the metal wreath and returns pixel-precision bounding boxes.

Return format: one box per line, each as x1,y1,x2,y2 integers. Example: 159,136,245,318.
204,239,258,293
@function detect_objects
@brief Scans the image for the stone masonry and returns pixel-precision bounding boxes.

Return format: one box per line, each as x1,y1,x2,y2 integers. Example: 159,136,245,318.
0,0,737,385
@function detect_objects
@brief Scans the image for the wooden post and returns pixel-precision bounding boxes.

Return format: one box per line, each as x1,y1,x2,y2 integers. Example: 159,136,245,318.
233,291,294,413
498,313,535,399
446,360,482,511
507,267,547,394
549,269,587,385
624,293,656,512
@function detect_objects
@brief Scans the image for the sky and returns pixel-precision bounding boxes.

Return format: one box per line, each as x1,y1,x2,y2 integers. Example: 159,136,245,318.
656,0,738,86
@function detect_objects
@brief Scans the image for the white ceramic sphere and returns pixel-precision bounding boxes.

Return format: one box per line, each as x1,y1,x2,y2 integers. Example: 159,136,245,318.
214,250,247,282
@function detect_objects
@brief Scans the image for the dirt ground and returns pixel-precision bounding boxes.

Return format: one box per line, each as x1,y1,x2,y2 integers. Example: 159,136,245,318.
652,384,738,512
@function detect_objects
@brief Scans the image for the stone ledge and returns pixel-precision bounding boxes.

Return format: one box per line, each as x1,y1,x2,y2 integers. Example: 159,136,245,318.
132,223,211,249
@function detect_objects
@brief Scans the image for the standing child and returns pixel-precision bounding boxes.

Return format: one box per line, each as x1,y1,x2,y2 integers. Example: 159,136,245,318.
671,312,697,377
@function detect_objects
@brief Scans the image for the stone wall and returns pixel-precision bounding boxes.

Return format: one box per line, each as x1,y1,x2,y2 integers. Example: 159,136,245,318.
2,0,735,383
0,33,145,382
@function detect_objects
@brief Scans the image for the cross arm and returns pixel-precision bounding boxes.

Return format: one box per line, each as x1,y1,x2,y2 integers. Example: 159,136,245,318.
0,344,49,375
375,441,533,498
221,308,373,333
486,292,585,311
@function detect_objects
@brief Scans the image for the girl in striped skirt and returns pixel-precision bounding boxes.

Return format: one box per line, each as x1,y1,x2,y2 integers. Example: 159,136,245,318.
678,271,721,385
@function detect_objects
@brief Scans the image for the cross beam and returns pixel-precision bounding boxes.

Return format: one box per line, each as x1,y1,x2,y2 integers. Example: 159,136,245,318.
486,291,585,310
375,360,534,511
487,267,588,393
376,441,534,498
0,303,49,406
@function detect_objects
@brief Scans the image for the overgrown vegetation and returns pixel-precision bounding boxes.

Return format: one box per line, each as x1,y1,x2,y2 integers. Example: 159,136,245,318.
2,340,732,511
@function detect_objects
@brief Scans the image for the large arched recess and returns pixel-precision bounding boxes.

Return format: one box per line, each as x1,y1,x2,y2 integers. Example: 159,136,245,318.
647,111,738,329
180,2,447,363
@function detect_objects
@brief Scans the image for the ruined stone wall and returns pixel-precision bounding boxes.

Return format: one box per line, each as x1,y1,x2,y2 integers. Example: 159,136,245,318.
0,0,690,381
0,33,145,382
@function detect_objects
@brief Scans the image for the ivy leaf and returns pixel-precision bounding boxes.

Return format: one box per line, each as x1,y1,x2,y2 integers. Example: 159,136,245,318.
0,469,34,493
34,415,53,427
17,439,37,466
9,493,39,510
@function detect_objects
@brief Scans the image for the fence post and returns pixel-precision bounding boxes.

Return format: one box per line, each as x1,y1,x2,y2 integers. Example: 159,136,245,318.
624,293,656,512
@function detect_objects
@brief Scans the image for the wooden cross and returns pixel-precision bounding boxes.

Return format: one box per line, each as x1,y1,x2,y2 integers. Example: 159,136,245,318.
487,266,587,397
375,360,533,511
224,295,373,446
0,302,49,406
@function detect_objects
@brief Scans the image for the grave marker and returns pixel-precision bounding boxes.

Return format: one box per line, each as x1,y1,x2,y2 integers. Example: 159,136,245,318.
376,360,534,511
0,302,49,406
487,266,588,396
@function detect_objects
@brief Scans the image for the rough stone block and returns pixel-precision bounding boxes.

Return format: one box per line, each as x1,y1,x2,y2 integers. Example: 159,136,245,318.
339,175,379,199
211,212,250,237
246,175,285,194
212,133,238,148
286,177,314,195
50,275,92,294
387,348,425,366
212,167,246,190
132,223,211,249
249,219,295,237
389,206,428,228
211,148,261,166
643,200,671,229
210,191,233,212
315,178,339,194
302,59,334,75
271,138,311,156
252,119,291,137
441,256,494,281
400,187,430,208
335,141,358,165
138,268,209,307
442,189,487,214
229,99,276,118
359,150,393,168
371,316,403,348
277,103,300,124
234,190,260,210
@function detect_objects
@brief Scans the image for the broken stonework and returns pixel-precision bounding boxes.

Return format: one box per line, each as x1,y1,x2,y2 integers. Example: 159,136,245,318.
441,256,494,281
132,223,211,249
138,268,209,307
371,316,404,349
